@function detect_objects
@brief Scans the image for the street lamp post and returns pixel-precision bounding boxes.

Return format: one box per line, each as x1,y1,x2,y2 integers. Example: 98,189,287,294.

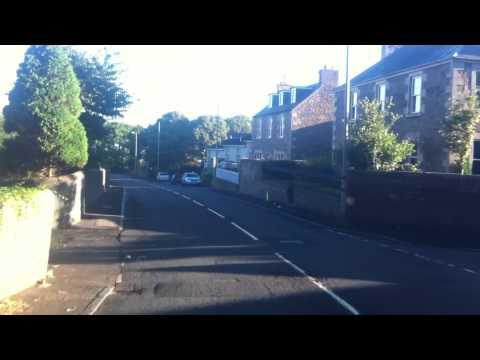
157,120,161,175
339,45,351,224
132,131,138,173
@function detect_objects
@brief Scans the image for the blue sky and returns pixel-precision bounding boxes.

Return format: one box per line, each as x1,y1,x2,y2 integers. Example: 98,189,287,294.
0,45,381,127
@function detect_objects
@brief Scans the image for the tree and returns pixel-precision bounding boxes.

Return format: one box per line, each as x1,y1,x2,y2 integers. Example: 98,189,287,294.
225,115,251,137
3,45,88,176
94,121,137,171
192,116,228,159
440,95,480,174
65,47,132,167
0,114,7,151
348,98,415,172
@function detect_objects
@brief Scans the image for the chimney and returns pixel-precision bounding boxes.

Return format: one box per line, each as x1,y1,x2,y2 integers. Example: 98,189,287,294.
277,82,292,92
381,45,402,59
319,66,339,88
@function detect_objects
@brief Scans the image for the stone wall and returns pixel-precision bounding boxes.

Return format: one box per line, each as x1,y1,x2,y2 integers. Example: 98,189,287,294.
0,190,55,300
346,170,480,235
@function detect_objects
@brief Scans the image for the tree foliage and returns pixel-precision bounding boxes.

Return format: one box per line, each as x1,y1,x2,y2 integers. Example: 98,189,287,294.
3,45,88,175
192,116,229,159
225,115,251,137
65,47,132,167
348,98,415,172
439,95,480,175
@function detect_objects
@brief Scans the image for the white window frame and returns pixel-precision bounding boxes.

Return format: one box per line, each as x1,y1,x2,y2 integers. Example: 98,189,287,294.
290,88,296,104
279,113,285,138
376,83,386,111
409,75,422,114
279,92,284,106
267,116,272,139
256,118,262,139
351,90,358,120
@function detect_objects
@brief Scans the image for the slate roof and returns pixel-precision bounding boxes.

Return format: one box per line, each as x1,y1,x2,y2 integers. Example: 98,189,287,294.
254,83,320,117
339,45,480,89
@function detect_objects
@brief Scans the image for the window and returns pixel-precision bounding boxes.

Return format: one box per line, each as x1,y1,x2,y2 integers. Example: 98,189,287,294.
269,95,273,108
291,88,296,104
409,75,422,113
351,91,358,120
473,140,480,174
279,92,284,106
267,117,272,139
254,151,263,160
473,71,480,101
376,83,386,111
256,118,262,139
279,113,285,138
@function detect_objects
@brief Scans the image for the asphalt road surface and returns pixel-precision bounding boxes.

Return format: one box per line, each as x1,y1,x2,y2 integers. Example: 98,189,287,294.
97,175,480,315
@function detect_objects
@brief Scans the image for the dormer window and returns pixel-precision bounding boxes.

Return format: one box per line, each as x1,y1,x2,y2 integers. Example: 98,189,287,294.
279,92,284,106
290,88,296,104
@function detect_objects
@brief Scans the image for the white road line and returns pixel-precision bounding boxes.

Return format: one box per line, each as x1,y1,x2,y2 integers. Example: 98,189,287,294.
207,208,225,219
181,194,191,200
85,287,114,315
393,248,408,254
448,263,456,268
231,222,259,241
464,268,477,274
192,200,205,207
274,252,359,315
173,191,180,195
414,253,431,261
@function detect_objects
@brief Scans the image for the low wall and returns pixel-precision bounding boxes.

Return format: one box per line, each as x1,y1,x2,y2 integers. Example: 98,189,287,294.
212,177,239,193
0,189,55,300
346,170,480,234
215,168,239,184
85,168,107,212
46,171,84,228
239,159,341,221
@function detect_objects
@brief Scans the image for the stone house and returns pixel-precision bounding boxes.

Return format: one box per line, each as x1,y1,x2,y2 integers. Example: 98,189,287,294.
250,68,338,161
334,45,480,173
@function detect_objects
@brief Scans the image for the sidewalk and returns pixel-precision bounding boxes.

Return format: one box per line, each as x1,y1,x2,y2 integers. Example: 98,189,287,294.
0,218,122,315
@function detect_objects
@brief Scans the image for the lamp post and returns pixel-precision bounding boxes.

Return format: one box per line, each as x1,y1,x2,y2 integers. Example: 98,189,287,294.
339,45,351,224
157,120,161,175
132,130,138,173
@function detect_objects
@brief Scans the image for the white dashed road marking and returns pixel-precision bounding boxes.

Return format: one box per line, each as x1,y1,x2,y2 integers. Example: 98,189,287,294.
274,252,359,315
181,195,191,200
192,200,205,207
207,208,225,219
464,268,477,274
231,222,259,241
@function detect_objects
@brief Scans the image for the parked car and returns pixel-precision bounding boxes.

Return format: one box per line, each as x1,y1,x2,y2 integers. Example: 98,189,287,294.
181,172,201,185
156,171,170,181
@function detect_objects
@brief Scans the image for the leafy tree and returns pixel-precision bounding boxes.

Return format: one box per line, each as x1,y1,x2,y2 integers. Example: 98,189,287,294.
225,115,251,137
3,45,88,176
192,116,228,159
439,95,480,175
348,98,415,172
94,121,138,171
65,47,132,167
0,114,7,150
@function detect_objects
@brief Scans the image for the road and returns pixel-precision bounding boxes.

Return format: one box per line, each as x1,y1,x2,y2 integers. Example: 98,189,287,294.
98,174,480,314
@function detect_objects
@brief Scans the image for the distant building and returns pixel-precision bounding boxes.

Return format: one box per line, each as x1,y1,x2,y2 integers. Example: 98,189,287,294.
205,134,251,170
334,45,480,173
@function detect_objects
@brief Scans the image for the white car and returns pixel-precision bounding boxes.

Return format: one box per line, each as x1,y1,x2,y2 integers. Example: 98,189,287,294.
181,172,201,185
156,171,170,181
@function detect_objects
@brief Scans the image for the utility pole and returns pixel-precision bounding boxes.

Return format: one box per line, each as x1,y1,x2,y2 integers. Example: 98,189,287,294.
157,120,161,174
133,130,138,173
339,45,351,224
